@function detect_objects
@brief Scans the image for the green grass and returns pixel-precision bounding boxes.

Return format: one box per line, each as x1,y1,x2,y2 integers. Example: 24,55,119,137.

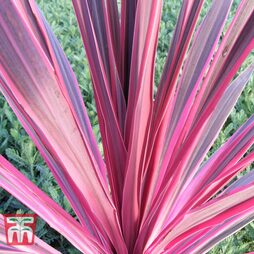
0,0,253,253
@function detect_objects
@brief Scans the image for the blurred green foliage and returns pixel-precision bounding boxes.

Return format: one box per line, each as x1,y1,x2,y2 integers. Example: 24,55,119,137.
0,0,253,253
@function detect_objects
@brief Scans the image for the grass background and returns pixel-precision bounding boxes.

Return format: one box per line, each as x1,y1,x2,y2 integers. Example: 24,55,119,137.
0,0,254,253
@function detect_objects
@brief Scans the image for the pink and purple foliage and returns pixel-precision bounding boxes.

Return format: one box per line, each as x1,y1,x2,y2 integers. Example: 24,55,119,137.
0,0,254,253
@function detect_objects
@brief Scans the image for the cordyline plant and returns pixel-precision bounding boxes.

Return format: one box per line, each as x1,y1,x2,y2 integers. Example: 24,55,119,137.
0,0,254,253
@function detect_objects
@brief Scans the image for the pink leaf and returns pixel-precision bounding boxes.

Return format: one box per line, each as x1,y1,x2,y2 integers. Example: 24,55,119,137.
0,157,106,254
121,0,162,251
72,0,127,211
